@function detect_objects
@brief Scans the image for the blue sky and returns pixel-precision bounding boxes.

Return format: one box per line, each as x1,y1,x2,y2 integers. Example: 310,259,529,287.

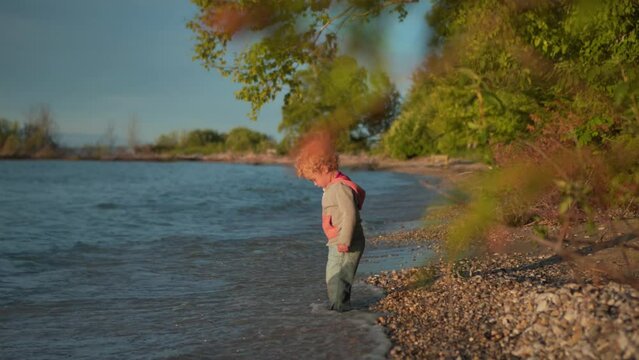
0,0,430,146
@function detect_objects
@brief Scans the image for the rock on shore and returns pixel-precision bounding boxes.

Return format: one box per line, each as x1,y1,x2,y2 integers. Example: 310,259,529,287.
367,252,639,359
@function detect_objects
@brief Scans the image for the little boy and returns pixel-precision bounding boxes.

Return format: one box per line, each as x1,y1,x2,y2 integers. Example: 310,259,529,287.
295,146,366,312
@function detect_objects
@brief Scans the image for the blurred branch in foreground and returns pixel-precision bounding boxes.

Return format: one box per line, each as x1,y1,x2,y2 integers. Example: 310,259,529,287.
188,0,415,121
445,137,639,288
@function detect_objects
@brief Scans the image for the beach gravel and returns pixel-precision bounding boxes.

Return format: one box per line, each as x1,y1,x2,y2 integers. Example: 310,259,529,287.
366,251,639,359
360,158,639,359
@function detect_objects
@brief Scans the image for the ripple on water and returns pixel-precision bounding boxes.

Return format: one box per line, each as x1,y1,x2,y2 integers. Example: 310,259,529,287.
95,202,119,210
0,161,439,359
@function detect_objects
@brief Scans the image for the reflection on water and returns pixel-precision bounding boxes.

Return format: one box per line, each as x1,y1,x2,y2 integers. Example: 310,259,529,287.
0,161,438,359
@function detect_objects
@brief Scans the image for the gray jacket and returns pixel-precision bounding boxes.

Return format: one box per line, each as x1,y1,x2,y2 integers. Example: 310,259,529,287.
322,182,365,247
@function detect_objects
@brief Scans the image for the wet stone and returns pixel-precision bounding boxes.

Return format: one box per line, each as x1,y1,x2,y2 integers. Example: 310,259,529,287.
365,251,639,359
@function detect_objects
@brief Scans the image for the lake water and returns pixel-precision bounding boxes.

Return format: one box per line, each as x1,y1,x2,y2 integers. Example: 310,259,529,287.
0,160,439,359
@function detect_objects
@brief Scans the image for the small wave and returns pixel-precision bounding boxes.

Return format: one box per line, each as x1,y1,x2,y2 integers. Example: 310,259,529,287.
70,241,109,253
309,302,333,315
95,202,118,209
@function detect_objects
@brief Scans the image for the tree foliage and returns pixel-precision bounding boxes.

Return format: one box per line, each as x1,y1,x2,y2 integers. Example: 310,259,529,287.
0,105,58,158
189,0,411,119
152,127,274,154
189,0,410,149
225,126,275,153
384,70,538,159
407,0,639,269
185,129,226,147
384,0,639,159
279,55,400,152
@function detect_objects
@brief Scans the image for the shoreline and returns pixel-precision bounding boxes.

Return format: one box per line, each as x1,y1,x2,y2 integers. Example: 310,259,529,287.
8,155,637,357
0,152,488,181
366,163,639,358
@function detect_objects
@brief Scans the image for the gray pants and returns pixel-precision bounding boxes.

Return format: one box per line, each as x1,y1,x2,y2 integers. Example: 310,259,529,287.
325,237,365,312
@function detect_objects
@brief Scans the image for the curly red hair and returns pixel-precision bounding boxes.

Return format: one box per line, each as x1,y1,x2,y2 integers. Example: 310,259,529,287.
293,130,339,179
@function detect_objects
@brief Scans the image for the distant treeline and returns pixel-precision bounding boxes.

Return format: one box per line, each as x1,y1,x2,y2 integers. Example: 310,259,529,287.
0,105,278,159
151,127,276,155
0,106,58,158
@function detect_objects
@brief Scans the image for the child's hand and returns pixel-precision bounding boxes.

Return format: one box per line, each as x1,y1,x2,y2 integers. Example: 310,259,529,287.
337,244,349,253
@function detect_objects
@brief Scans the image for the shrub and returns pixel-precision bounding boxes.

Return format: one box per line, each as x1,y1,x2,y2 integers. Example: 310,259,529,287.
224,127,275,153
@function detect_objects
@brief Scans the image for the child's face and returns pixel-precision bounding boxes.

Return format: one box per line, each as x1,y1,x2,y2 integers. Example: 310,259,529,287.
308,171,333,189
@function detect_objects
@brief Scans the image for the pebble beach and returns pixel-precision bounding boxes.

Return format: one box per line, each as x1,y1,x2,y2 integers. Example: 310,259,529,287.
364,158,639,359
367,250,639,359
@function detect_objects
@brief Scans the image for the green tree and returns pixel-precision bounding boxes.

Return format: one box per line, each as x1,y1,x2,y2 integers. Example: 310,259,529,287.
188,0,412,120
384,0,639,159
171,129,227,154
404,0,639,268
279,55,400,152
183,129,226,147
225,127,275,153
154,131,180,151
1,135,20,157
384,68,539,159
0,118,19,149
